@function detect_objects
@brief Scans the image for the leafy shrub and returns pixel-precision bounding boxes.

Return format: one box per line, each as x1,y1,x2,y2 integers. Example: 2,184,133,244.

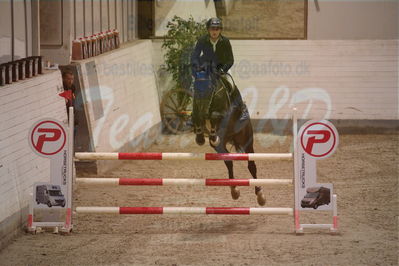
162,16,207,91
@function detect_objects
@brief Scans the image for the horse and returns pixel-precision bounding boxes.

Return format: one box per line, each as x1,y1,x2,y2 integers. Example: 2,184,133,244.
193,71,266,206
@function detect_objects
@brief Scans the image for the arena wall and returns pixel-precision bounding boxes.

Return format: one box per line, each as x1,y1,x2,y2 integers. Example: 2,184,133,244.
308,0,398,40
0,40,162,248
230,40,398,120
153,39,398,132
0,71,67,249
73,40,162,173
1,3,398,249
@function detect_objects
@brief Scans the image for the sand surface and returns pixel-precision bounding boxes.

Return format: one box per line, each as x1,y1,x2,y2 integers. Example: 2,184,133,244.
0,133,398,265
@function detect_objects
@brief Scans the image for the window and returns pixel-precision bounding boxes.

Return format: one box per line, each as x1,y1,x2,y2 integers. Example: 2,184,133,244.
152,0,307,39
219,0,307,39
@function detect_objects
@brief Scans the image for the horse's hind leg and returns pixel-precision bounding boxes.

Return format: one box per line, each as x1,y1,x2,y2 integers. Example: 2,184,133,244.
216,144,240,200
245,145,266,206
248,160,266,206
224,160,240,200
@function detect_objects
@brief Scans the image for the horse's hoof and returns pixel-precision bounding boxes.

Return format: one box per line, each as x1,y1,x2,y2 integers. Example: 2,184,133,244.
256,190,266,206
209,135,220,147
195,134,205,146
230,187,240,200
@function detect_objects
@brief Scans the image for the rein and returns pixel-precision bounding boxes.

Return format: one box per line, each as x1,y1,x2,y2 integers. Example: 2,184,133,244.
211,72,237,105
206,73,233,115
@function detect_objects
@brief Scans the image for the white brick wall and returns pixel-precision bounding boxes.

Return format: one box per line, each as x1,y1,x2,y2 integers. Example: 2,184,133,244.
0,70,67,223
77,40,162,152
153,39,399,121
308,1,398,40
229,40,398,120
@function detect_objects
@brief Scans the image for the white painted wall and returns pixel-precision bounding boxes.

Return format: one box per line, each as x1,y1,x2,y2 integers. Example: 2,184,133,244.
153,39,398,121
0,40,161,245
152,40,175,100
0,71,66,247
308,0,399,40
76,40,162,155
229,40,398,121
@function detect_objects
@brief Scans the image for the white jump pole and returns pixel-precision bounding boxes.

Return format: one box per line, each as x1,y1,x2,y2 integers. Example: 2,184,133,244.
71,107,338,234
75,207,294,216
76,178,293,186
74,152,293,161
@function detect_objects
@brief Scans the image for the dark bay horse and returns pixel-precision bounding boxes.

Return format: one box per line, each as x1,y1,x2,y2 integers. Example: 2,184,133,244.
195,72,266,206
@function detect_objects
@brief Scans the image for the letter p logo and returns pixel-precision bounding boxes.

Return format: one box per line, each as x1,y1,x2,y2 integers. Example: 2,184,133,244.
300,121,338,159
34,128,62,152
304,130,331,154
29,120,67,157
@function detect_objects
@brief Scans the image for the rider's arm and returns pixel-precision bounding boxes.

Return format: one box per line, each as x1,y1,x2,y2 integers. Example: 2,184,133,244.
221,39,234,73
191,39,203,73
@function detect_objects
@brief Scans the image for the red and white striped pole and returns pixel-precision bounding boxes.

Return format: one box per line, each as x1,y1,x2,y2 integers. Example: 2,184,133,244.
75,152,293,161
76,178,293,186
332,194,338,232
76,207,294,215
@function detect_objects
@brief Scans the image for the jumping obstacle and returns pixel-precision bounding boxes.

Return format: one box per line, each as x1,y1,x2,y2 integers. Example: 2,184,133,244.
76,178,293,186
75,152,292,161
72,108,339,234
76,207,294,215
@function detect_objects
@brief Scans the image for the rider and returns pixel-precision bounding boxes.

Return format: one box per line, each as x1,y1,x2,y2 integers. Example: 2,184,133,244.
191,17,246,146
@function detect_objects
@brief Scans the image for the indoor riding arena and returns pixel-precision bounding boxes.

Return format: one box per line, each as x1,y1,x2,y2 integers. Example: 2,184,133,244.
0,0,398,265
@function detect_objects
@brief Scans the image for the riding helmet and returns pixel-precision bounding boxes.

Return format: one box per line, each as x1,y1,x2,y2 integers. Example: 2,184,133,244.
206,17,223,29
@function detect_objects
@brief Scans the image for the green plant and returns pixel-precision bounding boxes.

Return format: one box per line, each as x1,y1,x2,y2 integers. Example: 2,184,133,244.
162,16,207,91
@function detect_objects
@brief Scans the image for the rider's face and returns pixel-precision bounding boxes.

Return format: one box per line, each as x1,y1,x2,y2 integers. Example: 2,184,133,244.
208,27,221,40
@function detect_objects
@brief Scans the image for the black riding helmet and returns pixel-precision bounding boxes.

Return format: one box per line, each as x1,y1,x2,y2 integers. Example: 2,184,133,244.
206,17,223,29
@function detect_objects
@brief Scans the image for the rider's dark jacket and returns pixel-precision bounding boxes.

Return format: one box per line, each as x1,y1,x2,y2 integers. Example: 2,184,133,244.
191,34,234,74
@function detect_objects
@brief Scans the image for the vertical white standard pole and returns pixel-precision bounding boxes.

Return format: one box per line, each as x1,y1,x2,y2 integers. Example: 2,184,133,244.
331,194,338,234
62,107,74,233
27,194,35,233
292,108,302,234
